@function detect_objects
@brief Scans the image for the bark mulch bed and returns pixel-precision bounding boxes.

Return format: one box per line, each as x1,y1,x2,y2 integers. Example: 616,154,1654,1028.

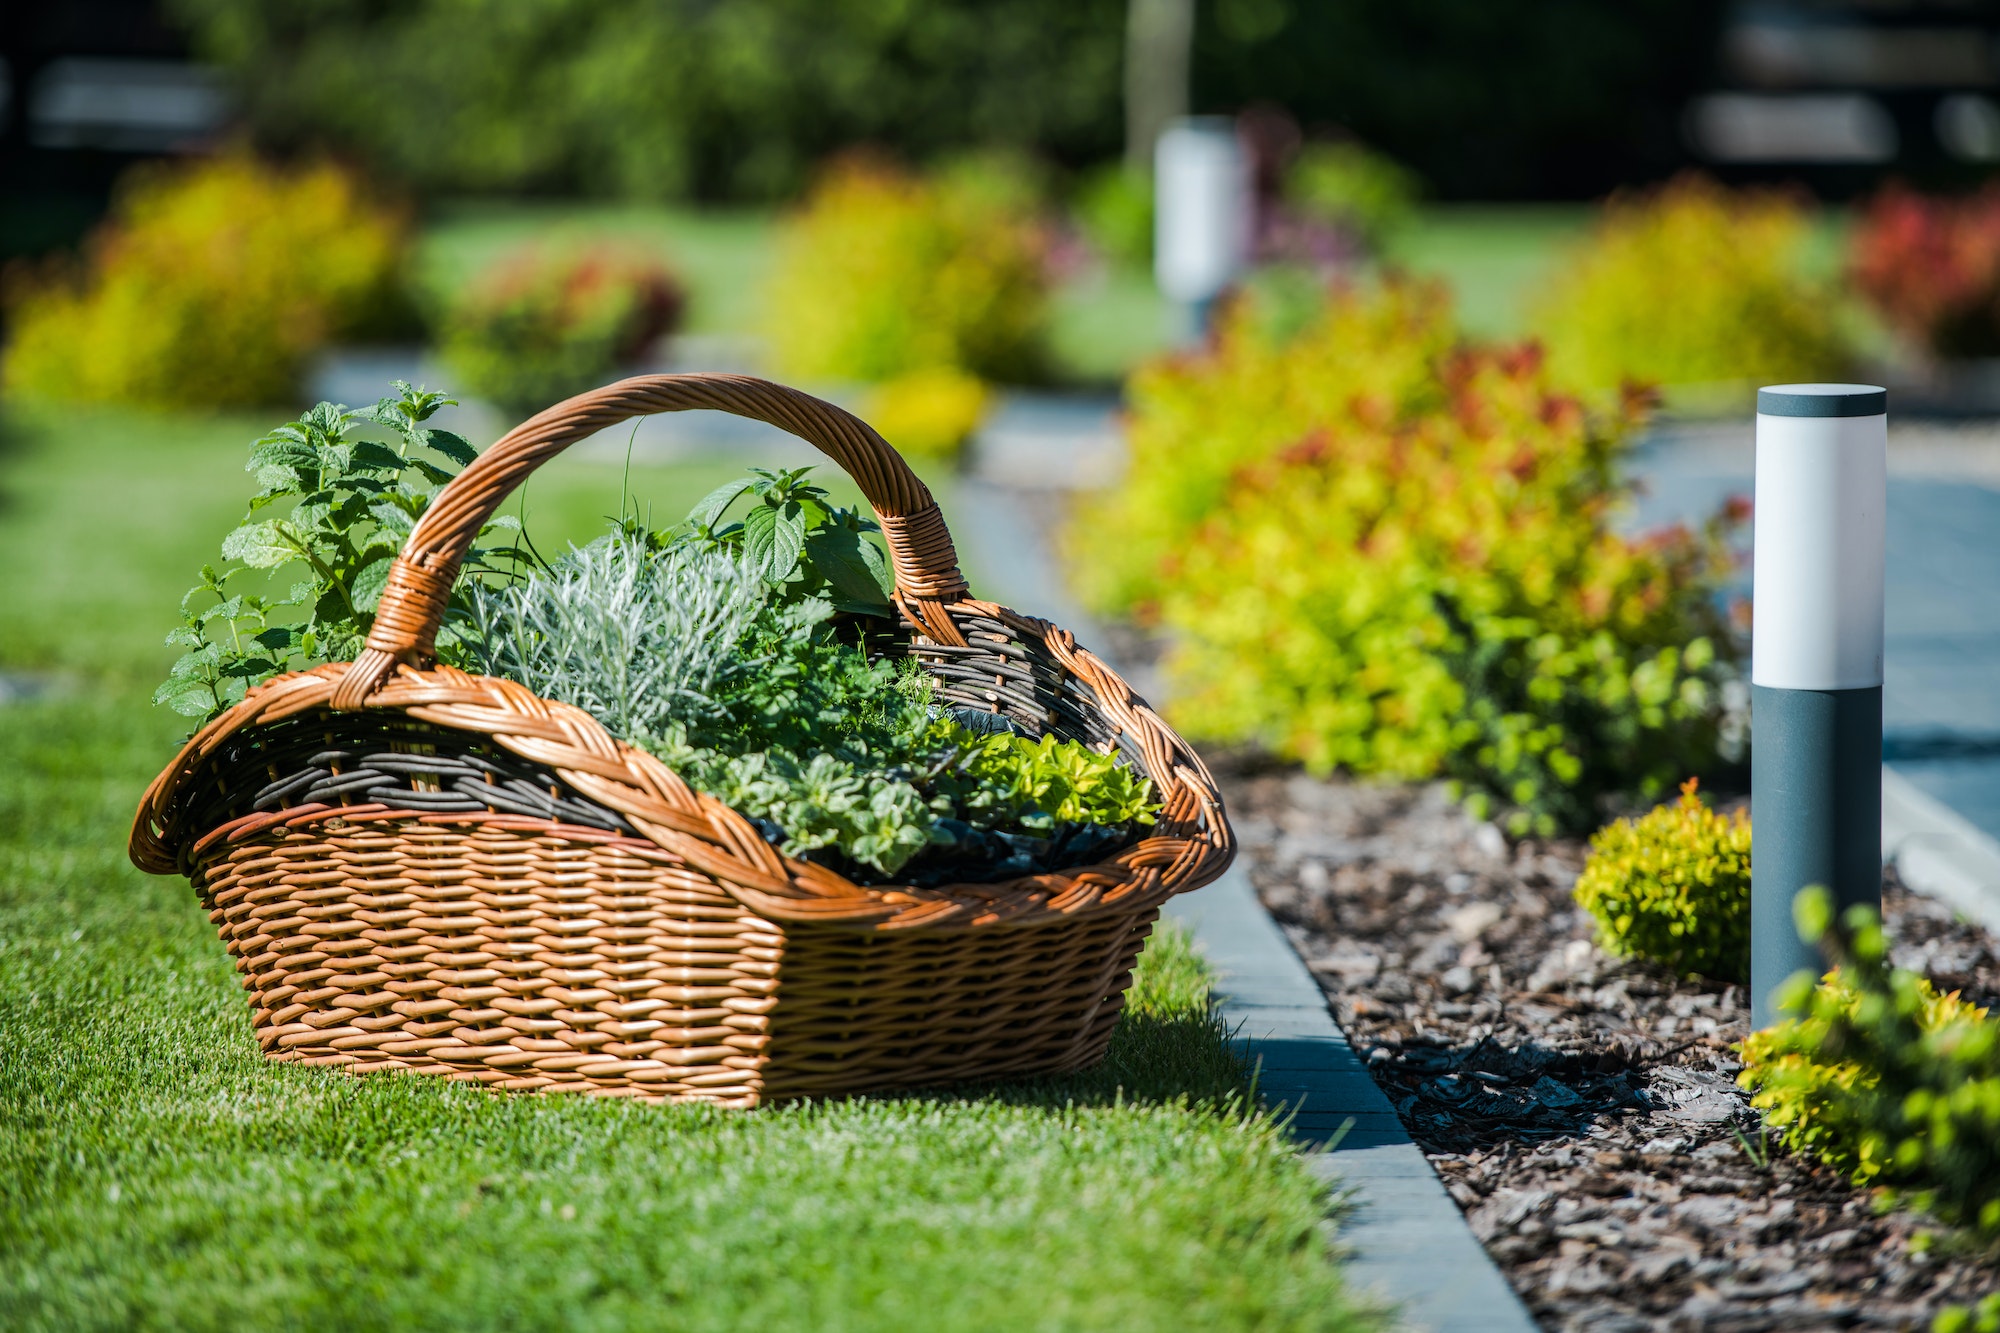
1222,760,2000,1332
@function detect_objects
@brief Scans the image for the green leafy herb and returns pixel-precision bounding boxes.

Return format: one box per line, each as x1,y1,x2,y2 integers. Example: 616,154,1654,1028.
942,731,1158,830
675,467,894,614
155,382,522,720
464,510,1156,877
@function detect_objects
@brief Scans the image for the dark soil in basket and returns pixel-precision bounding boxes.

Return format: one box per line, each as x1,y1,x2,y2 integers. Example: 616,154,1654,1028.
1219,759,2000,1332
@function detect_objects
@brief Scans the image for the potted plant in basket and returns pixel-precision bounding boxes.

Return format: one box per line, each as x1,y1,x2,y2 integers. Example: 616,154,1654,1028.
130,376,1233,1107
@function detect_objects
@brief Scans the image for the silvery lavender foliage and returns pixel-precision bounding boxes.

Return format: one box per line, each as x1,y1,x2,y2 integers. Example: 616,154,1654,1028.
460,536,768,741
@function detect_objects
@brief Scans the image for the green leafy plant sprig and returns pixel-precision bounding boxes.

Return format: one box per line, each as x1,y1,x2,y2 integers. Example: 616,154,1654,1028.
676,466,895,615
156,382,524,720
1738,886,2000,1238
942,730,1158,830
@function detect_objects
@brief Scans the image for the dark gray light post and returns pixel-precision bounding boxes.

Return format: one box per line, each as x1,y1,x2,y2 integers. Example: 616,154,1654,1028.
1750,384,1887,1027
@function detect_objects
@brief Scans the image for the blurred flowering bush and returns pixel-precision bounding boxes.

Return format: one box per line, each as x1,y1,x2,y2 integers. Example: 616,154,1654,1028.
440,245,684,415
1534,174,1848,393
1279,141,1419,259
767,156,1051,384
1068,279,1744,834
1068,279,1457,615
2,152,409,408
860,367,992,464
1849,184,2000,360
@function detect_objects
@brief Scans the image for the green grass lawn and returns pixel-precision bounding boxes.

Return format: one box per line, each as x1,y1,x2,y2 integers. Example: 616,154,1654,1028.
412,199,1668,380
1384,205,1592,338
0,402,1373,1330
417,198,1178,387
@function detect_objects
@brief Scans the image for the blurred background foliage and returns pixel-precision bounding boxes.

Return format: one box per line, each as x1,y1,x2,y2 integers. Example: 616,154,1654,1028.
165,0,1719,204
1533,174,1854,402
166,0,1129,201
1,151,411,408
1194,0,1726,201
765,153,1053,384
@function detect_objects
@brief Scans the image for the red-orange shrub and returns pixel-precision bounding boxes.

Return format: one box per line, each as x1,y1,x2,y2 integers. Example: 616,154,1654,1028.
1850,184,2000,359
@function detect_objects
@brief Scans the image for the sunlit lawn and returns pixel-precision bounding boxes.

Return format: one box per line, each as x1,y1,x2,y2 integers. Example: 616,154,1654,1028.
415,199,1640,384
0,403,1374,1330
416,198,1177,386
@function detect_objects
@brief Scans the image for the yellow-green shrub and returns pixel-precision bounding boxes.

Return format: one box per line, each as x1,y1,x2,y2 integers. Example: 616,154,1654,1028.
1067,278,1458,616
2,152,408,408
1740,888,2000,1237
1574,778,1750,979
859,367,991,464
1074,163,1153,267
1533,173,1849,393
1935,1295,2000,1333
1069,278,1743,833
767,157,1050,384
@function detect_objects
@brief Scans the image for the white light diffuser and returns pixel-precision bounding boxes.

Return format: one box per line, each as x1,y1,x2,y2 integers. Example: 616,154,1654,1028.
1153,118,1249,305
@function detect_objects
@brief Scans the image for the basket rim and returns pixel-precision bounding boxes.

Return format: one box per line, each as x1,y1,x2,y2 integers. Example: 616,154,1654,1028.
131,597,1234,932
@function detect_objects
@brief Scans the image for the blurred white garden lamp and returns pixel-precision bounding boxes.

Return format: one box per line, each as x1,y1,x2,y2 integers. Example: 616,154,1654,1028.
1154,117,1250,339
1750,384,1887,1026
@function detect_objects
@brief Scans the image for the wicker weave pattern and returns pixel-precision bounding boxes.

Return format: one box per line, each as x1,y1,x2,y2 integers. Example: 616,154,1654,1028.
196,809,778,1104
188,802,1156,1102
131,374,1231,1105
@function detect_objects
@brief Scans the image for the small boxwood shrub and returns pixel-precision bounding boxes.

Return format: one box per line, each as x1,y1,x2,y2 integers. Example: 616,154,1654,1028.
1070,278,1744,834
1849,183,2000,359
767,156,1051,384
1574,778,1750,980
2,151,408,408
1739,887,2000,1238
440,244,684,415
1533,173,1849,393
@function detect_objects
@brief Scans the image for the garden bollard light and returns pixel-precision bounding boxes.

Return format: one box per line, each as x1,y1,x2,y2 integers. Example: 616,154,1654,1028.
1750,383,1886,1027
1154,117,1249,340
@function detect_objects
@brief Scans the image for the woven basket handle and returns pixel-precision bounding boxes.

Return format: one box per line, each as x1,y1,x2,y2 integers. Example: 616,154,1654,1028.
332,373,969,708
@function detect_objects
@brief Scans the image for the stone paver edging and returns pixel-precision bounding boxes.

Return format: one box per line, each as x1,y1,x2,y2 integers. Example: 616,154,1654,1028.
1885,764,2000,936
1163,874,1539,1333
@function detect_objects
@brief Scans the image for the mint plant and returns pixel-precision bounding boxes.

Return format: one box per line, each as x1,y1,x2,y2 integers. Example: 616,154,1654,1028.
155,383,524,719
677,466,894,614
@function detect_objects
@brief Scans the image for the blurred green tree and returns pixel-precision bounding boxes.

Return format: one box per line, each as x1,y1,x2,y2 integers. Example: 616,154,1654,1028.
170,0,1127,200
172,0,1723,202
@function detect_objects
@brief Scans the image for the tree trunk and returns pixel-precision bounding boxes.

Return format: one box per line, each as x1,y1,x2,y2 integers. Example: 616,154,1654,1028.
1125,0,1194,171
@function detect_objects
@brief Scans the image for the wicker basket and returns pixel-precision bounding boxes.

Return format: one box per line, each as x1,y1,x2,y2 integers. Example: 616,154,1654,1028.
130,374,1233,1106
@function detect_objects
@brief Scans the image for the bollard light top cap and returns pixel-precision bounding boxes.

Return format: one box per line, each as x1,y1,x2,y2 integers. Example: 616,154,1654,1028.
1758,384,1886,418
